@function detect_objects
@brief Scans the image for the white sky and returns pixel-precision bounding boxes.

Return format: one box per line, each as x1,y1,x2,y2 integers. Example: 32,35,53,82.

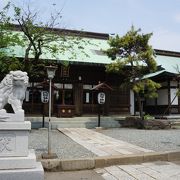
1,0,180,51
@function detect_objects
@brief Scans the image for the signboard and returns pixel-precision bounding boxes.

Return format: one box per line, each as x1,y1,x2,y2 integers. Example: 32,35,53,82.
41,91,49,103
98,92,105,104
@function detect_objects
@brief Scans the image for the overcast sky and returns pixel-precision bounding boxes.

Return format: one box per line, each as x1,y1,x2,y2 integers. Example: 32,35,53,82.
1,0,180,51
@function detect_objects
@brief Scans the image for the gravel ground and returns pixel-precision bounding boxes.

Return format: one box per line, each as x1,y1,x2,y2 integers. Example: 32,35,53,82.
29,129,97,159
29,128,180,160
100,128,180,152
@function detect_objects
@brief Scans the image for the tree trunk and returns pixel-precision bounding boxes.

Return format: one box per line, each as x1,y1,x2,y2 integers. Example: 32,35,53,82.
136,93,144,129
136,93,143,120
24,43,32,72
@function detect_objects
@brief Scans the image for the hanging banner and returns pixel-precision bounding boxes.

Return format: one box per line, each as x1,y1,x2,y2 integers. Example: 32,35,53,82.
41,91,49,103
98,92,105,104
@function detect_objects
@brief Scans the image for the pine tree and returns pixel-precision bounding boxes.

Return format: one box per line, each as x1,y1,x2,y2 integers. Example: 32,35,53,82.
106,26,161,119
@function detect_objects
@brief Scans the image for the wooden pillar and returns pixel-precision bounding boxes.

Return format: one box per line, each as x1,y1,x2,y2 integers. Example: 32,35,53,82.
155,96,158,114
167,79,171,114
104,90,110,116
178,80,180,113
31,82,34,114
74,83,83,116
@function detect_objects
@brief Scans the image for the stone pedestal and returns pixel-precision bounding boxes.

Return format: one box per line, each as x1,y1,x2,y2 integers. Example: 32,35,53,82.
0,121,44,180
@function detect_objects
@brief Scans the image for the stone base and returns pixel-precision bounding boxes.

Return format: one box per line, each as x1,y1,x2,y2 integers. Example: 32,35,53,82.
0,113,44,180
0,149,37,170
0,121,31,157
0,162,44,180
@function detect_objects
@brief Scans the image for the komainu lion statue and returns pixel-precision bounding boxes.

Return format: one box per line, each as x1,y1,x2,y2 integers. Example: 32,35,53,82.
0,70,29,113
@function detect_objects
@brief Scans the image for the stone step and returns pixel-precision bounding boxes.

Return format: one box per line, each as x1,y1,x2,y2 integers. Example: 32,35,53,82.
31,120,121,129
26,116,123,129
55,120,120,128
0,162,44,180
56,122,121,129
26,117,124,122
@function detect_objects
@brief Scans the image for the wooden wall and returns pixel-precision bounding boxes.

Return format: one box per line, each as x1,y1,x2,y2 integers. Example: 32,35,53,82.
23,64,130,116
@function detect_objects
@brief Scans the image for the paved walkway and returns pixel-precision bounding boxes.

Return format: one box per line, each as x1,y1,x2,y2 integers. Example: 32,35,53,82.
95,161,180,180
45,170,103,180
58,128,153,156
45,161,180,180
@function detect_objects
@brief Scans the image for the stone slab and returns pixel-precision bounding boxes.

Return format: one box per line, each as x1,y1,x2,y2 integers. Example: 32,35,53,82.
61,158,95,171
105,166,136,179
96,161,180,180
0,162,44,180
143,152,168,162
0,149,37,170
45,170,104,180
168,151,180,161
102,172,117,180
0,121,31,130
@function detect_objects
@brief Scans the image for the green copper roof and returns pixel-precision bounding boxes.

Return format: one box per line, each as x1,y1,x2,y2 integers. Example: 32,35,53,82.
142,70,166,79
5,31,112,65
155,55,180,74
4,31,180,73
142,55,180,79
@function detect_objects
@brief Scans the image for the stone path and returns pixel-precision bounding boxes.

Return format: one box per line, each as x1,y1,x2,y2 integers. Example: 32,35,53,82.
95,161,180,180
58,128,153,156
45,170,103,180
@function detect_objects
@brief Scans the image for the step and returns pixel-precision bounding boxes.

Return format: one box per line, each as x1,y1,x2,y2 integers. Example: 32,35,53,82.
56,121,121,129
31,120,121,129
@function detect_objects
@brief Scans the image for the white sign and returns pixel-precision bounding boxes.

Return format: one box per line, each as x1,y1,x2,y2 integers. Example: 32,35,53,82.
98,92,105,104
41,91,49,103
25,90,29,102
85,92,90,103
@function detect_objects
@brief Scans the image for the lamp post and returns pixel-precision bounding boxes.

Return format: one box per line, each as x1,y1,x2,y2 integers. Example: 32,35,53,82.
42,65,57,159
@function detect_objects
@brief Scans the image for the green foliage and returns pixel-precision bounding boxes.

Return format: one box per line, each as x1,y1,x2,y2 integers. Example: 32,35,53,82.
0,3,91,78
0,54,23,74
11,4,89,79
105,26,159,90
133,79,161,98
106,26,157,77
144,114,154,120
106,60,125,74
0,2,23,76
105,26,160,119
176,89,180,97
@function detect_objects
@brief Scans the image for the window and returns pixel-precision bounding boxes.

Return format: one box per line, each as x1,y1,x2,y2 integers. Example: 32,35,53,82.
83,84,100,104
83,90,98,104
83,91,92,104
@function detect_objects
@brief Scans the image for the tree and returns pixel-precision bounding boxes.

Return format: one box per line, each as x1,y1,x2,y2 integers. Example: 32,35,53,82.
12,4,89,80
105,26,161,120
0,3,22,75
